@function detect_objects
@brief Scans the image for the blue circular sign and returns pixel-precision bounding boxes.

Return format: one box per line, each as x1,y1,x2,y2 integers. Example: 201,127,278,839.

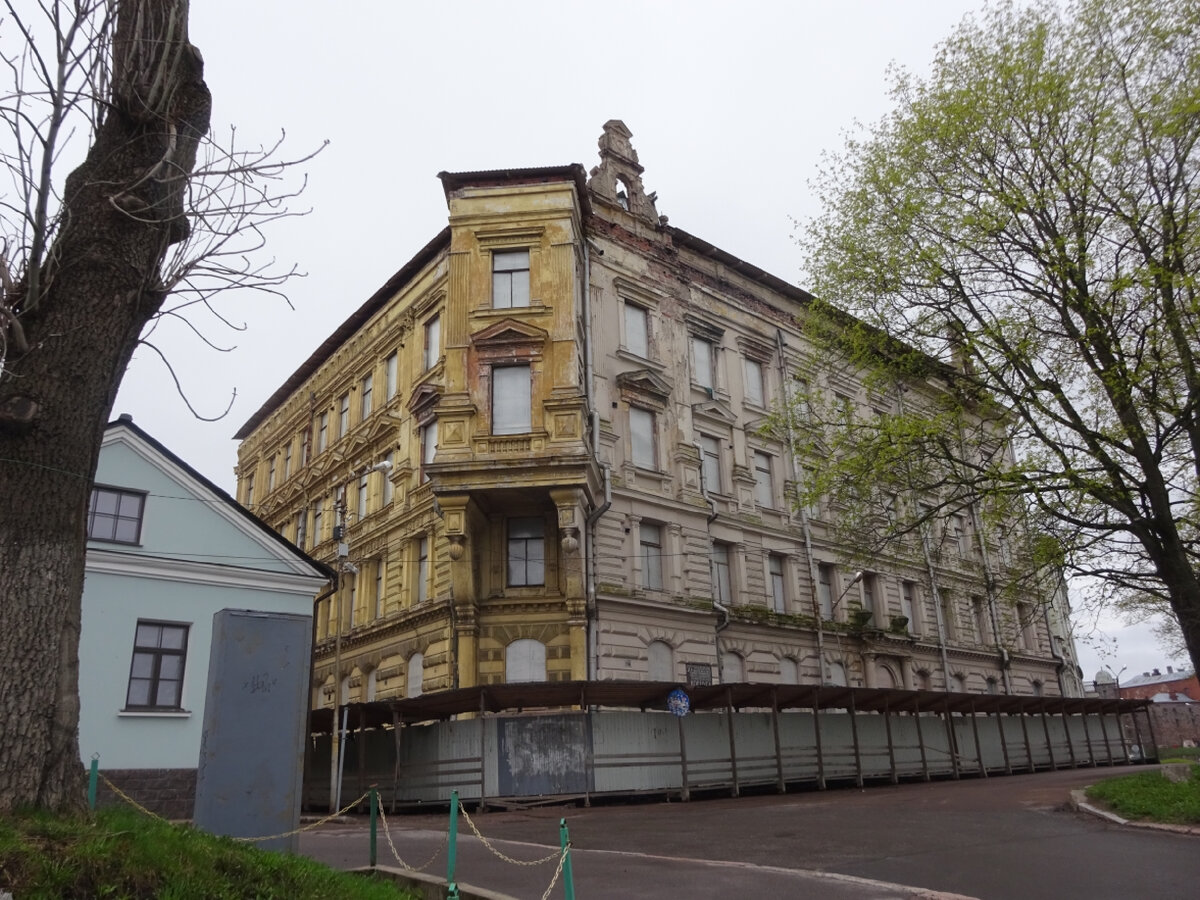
667,688,691,717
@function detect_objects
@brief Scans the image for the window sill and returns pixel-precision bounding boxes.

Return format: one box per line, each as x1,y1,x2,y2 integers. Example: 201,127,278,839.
118,709,191,718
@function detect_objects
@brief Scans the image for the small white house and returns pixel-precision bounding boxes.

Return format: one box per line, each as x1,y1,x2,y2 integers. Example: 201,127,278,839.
80,415,333,817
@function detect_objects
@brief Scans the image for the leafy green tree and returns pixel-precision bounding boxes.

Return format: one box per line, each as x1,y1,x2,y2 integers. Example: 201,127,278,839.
797,0,1200,672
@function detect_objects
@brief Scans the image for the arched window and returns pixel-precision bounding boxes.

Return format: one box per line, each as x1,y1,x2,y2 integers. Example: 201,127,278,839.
951,673,967,693
505,639,546,683
648,640,673,682
406,652,424,698
986,677,999,695
827,661,848,687
876,662,899,689
366,668,378,702
779,657,800,685
916,669,933,690
1032,680,1044,697
721,651,744,683
340,674,351,705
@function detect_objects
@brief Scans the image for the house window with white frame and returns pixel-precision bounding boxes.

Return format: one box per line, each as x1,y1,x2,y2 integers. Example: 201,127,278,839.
711,541,733,606
691,335,715,390
817,563,835,619
623,302,649,358
420,420,438,482
338,393,350,438
357,472,369,520
648,640,673,682
753,450,774,508
416,536,429,604
744,358,765,407
312,501,323,545
630,407,656,469
640,522,664,590
360,373,373,420
492,249,530,308
406,652,423,698
124,621,189,710
861,571,878,616
505,639,547,683
294,508,307,549
386,351,398,400
283,443,293,480
374,561,384,618
424,314,441,370
317,412,329,452
768,553,786,613
87,486,146,544
492,365,531,434
901,580,918,633
699,434,722,494
383,451,395,505
267,456,276,492
507,517,545,587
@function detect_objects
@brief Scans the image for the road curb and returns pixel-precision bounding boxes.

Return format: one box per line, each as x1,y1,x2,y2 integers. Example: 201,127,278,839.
1069,788,1200,836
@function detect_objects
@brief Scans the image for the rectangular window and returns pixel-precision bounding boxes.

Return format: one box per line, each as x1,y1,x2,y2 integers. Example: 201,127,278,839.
1016,602,1034,650
374,562,384,619
338,394,350,438
744,358,765,406
753,451,774,508
358,473,369,520
294,509,307,550
416,536,429,604
973,595,990,643
360,374,373,420
383,451,395,505
284,443,293,480
692,336,714,389
347,576,358,628
817,563,835,619
630,407,656,469
640,523,663,590
624,303,649,358
318,412,329,452
952,514,969,556
507,517,545,587
768,553,786,613
901,581,917,633
88,487,145,544
420,420,438,482
267,457,276,492
424,315,441,370
941,591,957,641
492,365,531,434
711,542,732,605
245,473,255,508
492,249,530,308
700,435,721,493
312,502,323,545
861,572,878,614
385,351,399,400
125,621,189,710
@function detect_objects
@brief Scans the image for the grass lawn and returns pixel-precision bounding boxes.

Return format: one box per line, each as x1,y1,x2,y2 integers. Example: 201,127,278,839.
1085,762,1200,826
0,806,418,899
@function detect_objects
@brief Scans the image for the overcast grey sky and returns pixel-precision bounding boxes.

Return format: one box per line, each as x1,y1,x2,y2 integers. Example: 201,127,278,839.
107,0,1178,682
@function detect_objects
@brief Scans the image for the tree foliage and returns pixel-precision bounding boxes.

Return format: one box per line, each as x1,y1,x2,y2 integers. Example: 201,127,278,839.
797,0,1200,671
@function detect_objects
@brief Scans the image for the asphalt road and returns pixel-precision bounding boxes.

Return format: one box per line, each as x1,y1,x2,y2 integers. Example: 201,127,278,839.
299,767,1200,899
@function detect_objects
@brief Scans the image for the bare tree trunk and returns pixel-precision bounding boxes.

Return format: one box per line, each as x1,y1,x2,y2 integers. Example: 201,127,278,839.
0,0,211,814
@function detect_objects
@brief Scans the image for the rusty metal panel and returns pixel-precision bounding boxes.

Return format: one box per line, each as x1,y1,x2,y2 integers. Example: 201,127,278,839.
497,714,589,796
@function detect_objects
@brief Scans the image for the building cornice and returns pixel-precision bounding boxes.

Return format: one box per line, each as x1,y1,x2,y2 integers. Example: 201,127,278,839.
85,547,328,597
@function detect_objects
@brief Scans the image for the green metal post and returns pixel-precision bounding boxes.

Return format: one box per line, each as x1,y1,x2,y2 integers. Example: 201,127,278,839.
369,788,378,869
87,756,99,811
447,790,460,899
559,818,575,900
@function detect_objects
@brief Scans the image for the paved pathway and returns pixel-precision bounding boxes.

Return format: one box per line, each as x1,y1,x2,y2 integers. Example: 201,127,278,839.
300,767,1200,899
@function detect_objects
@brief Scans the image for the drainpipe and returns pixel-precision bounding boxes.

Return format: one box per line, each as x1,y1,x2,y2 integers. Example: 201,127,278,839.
774,329,826,683
582,237,610,681
713,599,731,682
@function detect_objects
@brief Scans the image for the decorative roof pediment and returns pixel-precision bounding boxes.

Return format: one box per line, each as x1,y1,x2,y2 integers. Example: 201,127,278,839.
470,318,548,351
616,368,673,403
692,398,737,425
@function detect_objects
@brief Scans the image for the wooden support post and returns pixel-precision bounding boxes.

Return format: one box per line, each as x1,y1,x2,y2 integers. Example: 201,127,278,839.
726,687,740,798
813,687,827,790
883,700,898,785
848,690,864,788
943,698,960,779
994,712,1012,775
1062,710,1078,768
771,688,785,794
969,700,987,777
1040,711,1057,771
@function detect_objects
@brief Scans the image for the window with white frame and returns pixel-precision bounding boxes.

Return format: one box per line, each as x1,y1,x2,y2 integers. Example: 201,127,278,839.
648,640,673,681
711,541,733,606
720,650,744,683
492,249,530,308
630,407,656,469
347,575,358,628
691,335,715,390
827,661,849,687
294,508,307,549
779,657,800,685
406,652,423,698
374,561,384,619
318,412,329,452
386,351,399,400
357,473,369,520
360,373,373,420
744,358,765,406
125,621,189,710
1016,602,1034,650
699,434,722,493
420,420,438,482
415,536,429,604
87,487,145,544
817,563,835,619
623,302,649,358
972,595,990,643
283,443,293,480
768,553,786,613
505,638,547,683
383,451,395,505
507,517,545,587
861,572,878,615
492,365,531,434
901,580,918,633
753,450,774,508
640,522,664,590
312,501,323,545
941,591,957,640
338,393,350,438
245,473,255,508
424,314,441,370
267,456,276,492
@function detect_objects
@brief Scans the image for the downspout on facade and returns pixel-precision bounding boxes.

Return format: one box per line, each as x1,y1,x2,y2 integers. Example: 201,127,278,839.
582,237,611,681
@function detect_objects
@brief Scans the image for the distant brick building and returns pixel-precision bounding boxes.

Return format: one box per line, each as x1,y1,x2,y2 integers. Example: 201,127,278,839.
1119,667,1199,702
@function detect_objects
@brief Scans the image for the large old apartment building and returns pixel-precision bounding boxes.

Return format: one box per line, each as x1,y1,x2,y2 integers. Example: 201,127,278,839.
234,121,1083,710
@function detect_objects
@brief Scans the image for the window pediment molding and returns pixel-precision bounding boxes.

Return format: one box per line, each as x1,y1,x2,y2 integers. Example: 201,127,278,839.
475,226,545,250
692,398,737,425
613,275,668,310
471,318,548,355
616,368,672,405
737,335,774,362
685,313,724,342
407,381,443,418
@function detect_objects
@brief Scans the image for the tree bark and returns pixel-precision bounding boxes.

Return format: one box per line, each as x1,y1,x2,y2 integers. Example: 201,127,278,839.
0,0,211,814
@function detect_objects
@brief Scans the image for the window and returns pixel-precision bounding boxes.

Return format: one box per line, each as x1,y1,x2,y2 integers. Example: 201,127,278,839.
640,523,664,590
744,358,765,406
861,572,878,614
1032,680,1044,697
720,651,744,683
385,351,399,400
423,315,441,370
711,542,732,605
357,473,369,520
691,336,715,389
624,303,649,357
753,451,774,508
420,420,438,482
360,374,373,420
312,502,323,545
88,487,145,544
294,509,307,549
374,562,384,618
507,517,545,587
283,443,293,480
952,514,969,555
940,591,957,640
245,473,255,509
699,435,721,493
505,639,547,683
366,669,378,701
318,412,329,452
1016,602,1034,650
347,576,358,628
901,580,918,633
986,677,999,695
125,621,188,710
383,451,395,505
406,652,424,698
630,407,656,468
416,536,429,604
492,249,530,308
827,661,849,687
338,394,350,438
817,563,835,619
648,640,673,681
779,657,800,685
267,456,276,492
972,595,990,643
492,365,531,434
768,553,786,613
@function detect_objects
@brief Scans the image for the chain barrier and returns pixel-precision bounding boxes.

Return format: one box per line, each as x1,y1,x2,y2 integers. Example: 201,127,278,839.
459,804,564,866
538,843,571,900
377,805,448,872
98,773,168,823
